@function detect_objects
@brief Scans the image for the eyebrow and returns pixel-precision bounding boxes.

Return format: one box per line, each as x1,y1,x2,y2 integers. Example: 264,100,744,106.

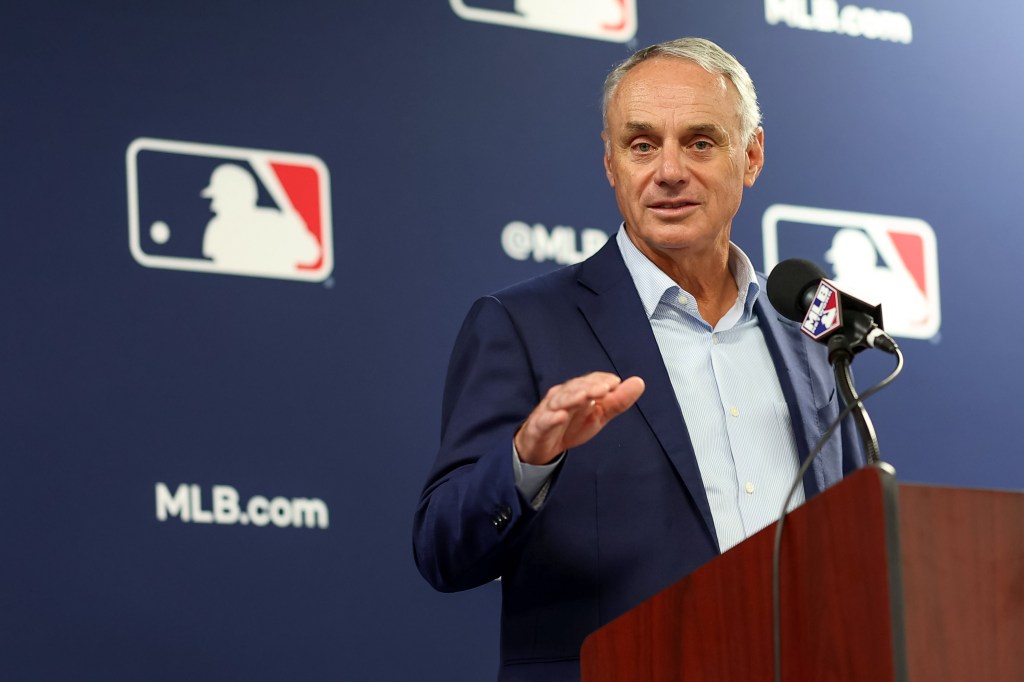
623,121,655,135
622,121,730,140
687,123,730,139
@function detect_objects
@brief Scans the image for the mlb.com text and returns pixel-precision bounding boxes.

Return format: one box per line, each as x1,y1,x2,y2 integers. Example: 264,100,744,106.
155,483,329,529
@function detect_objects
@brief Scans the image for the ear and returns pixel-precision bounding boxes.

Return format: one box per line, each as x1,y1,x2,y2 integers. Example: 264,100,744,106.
743,127,764,187
602,130,615,187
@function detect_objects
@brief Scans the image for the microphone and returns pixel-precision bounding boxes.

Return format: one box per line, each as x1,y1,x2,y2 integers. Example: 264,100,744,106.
766,258,897,356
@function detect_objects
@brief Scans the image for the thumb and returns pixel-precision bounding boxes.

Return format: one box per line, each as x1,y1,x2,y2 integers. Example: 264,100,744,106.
600,376,645,419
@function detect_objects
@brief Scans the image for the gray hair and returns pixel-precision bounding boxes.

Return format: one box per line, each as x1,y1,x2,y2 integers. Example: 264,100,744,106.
602,37,762,143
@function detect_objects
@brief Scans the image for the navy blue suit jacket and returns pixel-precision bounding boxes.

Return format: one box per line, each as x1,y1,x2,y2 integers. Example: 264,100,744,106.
413,238,864,681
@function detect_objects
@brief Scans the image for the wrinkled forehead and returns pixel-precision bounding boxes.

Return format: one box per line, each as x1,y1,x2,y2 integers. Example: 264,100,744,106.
607,57,740,128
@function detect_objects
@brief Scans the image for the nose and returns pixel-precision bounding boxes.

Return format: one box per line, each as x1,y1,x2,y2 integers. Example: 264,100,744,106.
653,147,689,186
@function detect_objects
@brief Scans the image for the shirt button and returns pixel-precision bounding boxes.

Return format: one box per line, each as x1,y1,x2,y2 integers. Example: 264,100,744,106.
677,293,689,306
729,406,740,417
712,334,719,345
745,481,755,494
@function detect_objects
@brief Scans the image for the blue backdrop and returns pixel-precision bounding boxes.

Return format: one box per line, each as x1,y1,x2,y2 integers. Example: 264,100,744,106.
3,1,1022,679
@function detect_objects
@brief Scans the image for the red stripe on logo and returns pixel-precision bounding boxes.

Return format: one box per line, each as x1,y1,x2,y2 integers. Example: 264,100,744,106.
602,0,628,31
272,162,323,271
888,231,927,295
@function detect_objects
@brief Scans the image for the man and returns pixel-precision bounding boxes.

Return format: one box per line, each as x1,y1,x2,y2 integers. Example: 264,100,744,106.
413,37,863,681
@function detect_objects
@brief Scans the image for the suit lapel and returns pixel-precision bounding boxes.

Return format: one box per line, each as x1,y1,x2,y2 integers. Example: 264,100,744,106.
575,239,718,547
754,280,831,498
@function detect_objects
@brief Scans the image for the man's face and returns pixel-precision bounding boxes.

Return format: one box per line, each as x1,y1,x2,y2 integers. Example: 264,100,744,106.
603,57,763,264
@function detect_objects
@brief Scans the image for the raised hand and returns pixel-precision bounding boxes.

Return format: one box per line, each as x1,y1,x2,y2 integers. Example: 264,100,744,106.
513,372,646,465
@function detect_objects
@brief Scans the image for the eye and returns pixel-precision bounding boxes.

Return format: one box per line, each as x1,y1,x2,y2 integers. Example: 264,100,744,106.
693,140,713,151
633,141,654,153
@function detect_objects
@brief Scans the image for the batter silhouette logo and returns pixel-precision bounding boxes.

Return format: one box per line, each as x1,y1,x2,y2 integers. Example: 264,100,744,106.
127,138,333,282
763,204,940,340
449,0,637,43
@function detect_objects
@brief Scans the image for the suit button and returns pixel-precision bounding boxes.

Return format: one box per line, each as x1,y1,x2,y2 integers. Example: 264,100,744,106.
492,505,513,531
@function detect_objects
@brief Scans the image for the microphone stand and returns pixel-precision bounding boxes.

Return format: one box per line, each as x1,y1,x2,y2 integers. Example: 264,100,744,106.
825,312,882,465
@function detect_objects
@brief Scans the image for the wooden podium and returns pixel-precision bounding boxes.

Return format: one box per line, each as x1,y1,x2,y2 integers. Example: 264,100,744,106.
580,466,1024,681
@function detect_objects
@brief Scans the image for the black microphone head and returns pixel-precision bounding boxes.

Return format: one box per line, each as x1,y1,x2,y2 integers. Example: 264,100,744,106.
767,258,828,322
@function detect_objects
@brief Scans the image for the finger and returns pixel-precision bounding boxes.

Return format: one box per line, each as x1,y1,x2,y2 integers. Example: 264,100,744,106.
548,374,621,410
560,377,637,432
596,376,645,419
547,386,597,412
528,405,571,434
518,374,640,464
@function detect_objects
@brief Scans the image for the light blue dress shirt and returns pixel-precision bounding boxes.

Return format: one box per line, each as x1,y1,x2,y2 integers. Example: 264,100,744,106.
616,227,803,552
515,227,804,552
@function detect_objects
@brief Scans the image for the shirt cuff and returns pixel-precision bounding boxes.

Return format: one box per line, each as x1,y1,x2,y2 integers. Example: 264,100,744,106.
512,444,564,505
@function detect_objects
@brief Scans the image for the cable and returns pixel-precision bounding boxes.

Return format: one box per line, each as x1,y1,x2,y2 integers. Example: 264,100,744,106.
772,345,904,682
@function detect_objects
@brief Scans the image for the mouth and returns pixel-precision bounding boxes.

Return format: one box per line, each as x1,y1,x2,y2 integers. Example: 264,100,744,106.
648,200,699,213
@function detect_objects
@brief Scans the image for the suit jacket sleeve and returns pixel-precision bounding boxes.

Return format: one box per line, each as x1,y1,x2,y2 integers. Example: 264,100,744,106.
412,295,548,592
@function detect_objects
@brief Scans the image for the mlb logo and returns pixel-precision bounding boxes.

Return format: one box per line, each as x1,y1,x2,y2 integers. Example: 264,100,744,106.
449,0,637,43
763,204,940,340
126,138,333,282
801,280,842,340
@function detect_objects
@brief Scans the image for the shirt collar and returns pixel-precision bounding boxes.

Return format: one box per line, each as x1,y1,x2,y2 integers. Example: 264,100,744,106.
615,224,761,322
